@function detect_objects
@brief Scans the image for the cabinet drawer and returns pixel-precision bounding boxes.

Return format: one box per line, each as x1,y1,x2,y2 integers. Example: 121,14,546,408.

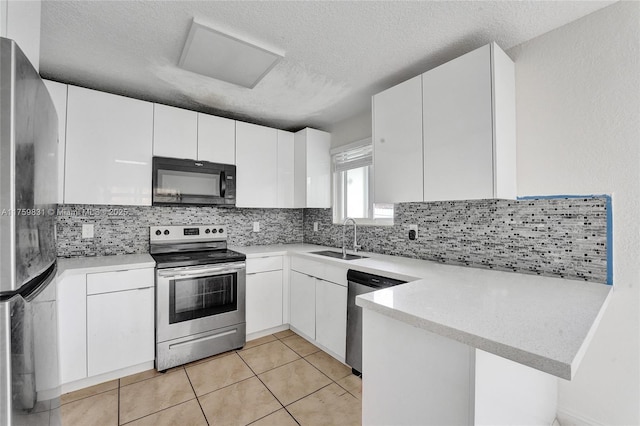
246,256,283,274
87,268,154,295
291,256,347,287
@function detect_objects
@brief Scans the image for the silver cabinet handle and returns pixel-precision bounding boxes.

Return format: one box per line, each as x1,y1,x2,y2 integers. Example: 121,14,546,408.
158,262,245,279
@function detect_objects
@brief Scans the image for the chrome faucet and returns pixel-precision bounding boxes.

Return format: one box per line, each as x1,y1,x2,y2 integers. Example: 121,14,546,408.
342,217,360,258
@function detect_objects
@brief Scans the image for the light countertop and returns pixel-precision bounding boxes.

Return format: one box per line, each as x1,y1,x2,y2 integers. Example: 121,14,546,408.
59,245,611,380
232,243,612,380
57,254,155,278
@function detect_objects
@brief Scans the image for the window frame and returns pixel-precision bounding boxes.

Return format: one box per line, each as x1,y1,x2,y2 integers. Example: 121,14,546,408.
331,138,394,226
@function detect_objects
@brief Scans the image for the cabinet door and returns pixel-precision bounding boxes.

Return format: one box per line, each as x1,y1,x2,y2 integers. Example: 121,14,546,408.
305,129,331,208
57,274,87,384
235,122,278,207
315,279,347,358
373,75,423,203
153,104,198,159
87,287,154,377
246,270,283,334
43,80,67,204
290,271,315,339
277,130,295,208
65,86,153,205
422,44,493,201
198,113,236,164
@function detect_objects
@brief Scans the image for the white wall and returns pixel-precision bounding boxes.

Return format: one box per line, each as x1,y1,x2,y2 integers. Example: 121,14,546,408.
1,0,41,70
328,109,372,149
508,2,640,424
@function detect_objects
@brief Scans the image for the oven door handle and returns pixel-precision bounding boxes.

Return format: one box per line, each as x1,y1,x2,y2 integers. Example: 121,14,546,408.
158,263,246,279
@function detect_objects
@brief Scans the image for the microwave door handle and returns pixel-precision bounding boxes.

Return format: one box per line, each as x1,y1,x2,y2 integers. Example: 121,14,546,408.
220,171,227,197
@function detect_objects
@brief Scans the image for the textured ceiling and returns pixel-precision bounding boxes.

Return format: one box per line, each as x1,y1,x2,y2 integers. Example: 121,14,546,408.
39,1,614,132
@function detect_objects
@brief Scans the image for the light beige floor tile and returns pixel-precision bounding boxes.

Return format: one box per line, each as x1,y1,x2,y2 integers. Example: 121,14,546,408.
249,408,298,426
305,351,352,381
61,379,119,405
50,407,62,426
288,383,361,426
185,352,254,396
273,329,295,339
124,399,207,426
281,335,321,357
119,369,195,424
61,388,118,426
258,359,332,406
336,374,362,400
238,340,300,374
198,377,281,426
120,369,164,387
242,334,278,350
183,349,235,367
120,365,185,387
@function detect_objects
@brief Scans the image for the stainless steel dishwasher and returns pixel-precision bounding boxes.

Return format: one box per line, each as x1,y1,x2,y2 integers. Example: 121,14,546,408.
346,269,406,376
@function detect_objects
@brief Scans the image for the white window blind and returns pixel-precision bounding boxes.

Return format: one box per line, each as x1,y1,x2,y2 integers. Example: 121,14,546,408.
333,143,372,173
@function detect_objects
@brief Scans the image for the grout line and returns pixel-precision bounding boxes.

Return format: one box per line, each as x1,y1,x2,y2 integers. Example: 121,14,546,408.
118,398,199,426
60,382,119,406
117,380,121,425
184,367,210,426
119,366,185,389
235,352,286,421
283,382,336,408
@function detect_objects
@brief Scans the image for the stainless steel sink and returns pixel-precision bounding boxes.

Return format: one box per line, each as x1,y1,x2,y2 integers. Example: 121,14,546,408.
310,250,368,261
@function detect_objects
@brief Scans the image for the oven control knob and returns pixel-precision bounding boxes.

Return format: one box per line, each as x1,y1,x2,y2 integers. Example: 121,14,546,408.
155,230,161,236
218,228,224,233
164,230,170,235
205,229,210,234
212,228,218,233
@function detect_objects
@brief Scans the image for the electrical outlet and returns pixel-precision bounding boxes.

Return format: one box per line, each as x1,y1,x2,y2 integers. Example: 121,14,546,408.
408,224,418,240
253,221,260,232
82,224,94,239
313,222,319,232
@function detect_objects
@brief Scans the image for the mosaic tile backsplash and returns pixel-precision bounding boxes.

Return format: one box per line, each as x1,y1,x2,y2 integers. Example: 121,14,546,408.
55,205,303,257
56,197,608,283
303,198,608,283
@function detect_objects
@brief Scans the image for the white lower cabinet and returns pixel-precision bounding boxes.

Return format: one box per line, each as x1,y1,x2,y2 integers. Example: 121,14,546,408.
290,258,348,360
87,287,154,377
289,270,316,339
57,274,87,384
246,270,283,334
315,279,347,358
57,267,154,386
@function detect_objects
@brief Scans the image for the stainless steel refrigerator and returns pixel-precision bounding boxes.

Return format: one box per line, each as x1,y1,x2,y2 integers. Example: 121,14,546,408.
0,37,60,426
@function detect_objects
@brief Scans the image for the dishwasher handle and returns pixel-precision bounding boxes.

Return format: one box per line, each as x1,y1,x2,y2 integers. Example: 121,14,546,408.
346,269,406,289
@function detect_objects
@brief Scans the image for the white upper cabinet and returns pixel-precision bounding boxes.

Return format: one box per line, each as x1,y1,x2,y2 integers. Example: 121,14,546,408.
277,130,295,208
65,86,153,205
1,0,41,70
43,80,67,204
235,121,278,208
153,104,198,159
294,128,331,208
372,76,424,204
422,43,516,201
198,113,236,164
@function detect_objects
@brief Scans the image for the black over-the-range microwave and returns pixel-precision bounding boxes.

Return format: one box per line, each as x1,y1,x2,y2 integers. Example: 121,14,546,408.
152,156,236,206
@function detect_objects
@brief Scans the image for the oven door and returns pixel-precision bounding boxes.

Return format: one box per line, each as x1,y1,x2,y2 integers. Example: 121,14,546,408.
156,262,246,343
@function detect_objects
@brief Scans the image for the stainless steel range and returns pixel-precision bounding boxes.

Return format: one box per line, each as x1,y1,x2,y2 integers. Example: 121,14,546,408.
150,225,246,371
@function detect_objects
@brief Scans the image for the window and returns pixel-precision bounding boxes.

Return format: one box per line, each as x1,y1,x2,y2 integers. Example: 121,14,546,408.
332,139,393,225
